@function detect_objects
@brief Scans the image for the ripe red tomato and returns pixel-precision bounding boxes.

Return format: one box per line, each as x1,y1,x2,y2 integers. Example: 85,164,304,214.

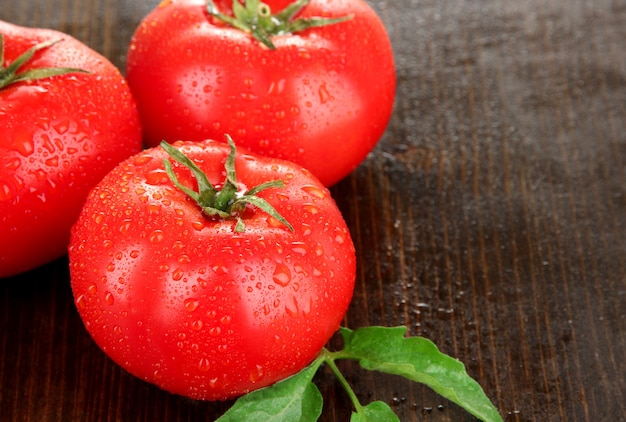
0,21,142,278
126,0,396,186
68,139,356,400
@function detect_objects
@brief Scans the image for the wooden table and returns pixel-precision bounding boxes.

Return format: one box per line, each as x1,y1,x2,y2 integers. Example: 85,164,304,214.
2,1,625,420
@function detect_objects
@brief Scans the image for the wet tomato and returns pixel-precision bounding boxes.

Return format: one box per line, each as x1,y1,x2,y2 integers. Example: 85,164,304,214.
126,0,396,186
68,139,356,400
0,21,142,277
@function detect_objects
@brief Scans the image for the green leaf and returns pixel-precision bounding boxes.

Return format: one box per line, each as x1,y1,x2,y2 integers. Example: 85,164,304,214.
339,326,503,422
216,361,324,422
350,401,399,422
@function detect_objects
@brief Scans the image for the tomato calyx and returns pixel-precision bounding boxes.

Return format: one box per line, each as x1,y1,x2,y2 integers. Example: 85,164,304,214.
161,136,294,232
0,34,87,90
206,0,353,49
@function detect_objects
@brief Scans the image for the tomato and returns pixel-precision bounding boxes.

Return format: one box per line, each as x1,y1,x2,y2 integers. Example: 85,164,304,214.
0,21,142,278
126,0,396,186
68,139,356,400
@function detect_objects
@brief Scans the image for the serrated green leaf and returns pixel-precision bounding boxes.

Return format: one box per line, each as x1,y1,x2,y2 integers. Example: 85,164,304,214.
350,401,399,422
216,361,323,422
340,326,503,422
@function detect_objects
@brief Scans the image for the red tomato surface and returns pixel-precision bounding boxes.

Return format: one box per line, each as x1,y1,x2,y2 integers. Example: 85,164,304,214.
68,140,356,400
0,21,142,278
126,0,396,186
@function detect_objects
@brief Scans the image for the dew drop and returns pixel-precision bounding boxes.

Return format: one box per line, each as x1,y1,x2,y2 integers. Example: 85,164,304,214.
147,204,161,215
285,295,299,317
198,358,211,372
303,204,320,214
318,82,334,104
133,154,153,166
172,268,185,281
0,182,14,202
184,298,199,312
75,294,86,310
149,230,165,244
145,169,170,185
291,242,307,255
249,365,264,383
104,292,115,306
272,264,292,287
301,185,326,199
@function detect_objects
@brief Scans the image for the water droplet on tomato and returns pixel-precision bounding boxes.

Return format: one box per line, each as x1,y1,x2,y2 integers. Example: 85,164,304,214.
145,169,170,185
314,245,324,257
291,242,307,256
191,320,204,330
272,264,291,287
198,358,211,372
44,156,59,167
0,181,14,202
172,268,185,281
147,204,161,215
184,298,199,312
249,365,264,383
303,204,321,215
52,119,70,135
104,292,115,306
209,326,221,337
87,284,98,295
11,132,35,157
301,185,326,199
75,294,86,310
211,264,229,275
119,221,132,234
318,82,334,104
149,230,165,244
133,154,153,166
191,220,205,231
285,295,299,317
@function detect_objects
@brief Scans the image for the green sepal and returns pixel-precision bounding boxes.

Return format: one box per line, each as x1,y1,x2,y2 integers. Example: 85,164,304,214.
161,136,294,232
206,0,352,49
0,34,88,90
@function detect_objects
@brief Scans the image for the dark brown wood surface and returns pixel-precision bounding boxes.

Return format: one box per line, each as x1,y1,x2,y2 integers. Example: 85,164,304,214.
1,1,625,421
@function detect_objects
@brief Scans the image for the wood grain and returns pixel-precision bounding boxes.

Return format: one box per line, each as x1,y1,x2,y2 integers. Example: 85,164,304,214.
1,0,625,421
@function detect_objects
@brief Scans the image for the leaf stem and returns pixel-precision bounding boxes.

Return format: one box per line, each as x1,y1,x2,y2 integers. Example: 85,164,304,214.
321,349,366,416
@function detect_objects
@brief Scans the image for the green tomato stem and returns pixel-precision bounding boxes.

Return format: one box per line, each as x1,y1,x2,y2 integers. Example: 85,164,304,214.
205,0,353,49
160,136,294,232
0,34,87,90
321,349,367,416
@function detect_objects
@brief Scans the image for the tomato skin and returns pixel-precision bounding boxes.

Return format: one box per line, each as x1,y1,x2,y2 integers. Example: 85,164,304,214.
68,140,356,400
126,0,396,186
0,21,143,278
